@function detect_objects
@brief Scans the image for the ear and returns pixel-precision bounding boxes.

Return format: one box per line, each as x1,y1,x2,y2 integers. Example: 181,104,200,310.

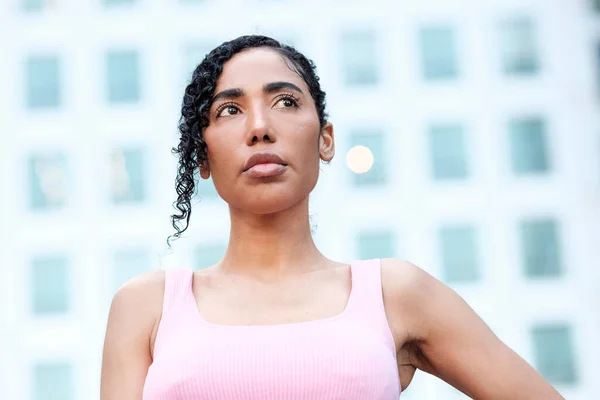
319,122,335,162
199,160,211,179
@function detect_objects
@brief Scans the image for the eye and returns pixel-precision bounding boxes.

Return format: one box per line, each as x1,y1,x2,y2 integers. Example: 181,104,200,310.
216,103,240,118
274,94,300,109
280,98,295,108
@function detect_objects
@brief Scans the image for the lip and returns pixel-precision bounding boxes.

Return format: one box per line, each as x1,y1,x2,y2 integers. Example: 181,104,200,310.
243,151,287,173
244,163,287,178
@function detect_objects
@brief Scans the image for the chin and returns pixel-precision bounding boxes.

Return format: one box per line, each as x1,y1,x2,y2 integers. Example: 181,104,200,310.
243,201,293,215
220,173,318,215
228,184,311,215
242,193,301,215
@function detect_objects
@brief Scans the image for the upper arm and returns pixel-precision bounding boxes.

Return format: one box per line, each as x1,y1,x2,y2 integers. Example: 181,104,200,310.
100,269,165,400
382,259,564,400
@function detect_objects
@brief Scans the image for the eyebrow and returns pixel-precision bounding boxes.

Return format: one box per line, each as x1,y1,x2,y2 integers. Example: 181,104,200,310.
212,88,244,103
263,81,304,95
212,81,304,103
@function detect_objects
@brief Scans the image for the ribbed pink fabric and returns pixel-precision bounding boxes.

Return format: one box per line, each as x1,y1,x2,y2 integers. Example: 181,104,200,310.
143,259,401,400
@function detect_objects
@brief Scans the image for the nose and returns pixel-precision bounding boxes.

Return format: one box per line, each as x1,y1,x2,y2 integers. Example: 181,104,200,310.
246,105,275,145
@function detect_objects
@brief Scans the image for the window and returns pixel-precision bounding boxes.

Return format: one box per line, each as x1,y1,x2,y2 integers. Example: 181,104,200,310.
428,124,468,180
340,30,379,86
28,152,69,211
23,0,44,11
419,26,458,80
349,130,386,186
356,230,395,259
113,248,150,292
195,243,226,270
520,218,562,278
438,224,479,283
33,362,74,400
509,117,550,174
499,17,540,75
26,55,61,109
106,50,140,103
110,148,146,204
532,324,577,384
31,255,69,315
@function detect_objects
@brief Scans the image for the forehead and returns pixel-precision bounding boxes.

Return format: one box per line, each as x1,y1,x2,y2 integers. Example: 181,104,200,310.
215,48,308,92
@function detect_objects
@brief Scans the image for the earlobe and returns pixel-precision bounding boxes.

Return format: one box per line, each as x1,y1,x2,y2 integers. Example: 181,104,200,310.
199,163,211,179
319,122,335,162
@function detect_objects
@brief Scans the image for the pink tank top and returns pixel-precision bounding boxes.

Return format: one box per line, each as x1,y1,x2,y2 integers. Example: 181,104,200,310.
143,259,401,400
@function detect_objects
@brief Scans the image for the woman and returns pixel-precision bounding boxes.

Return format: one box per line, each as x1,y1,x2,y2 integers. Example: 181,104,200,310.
100,35,564,399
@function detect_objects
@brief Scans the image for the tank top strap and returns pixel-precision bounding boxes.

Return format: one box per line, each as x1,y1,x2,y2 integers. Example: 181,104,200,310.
154,268,197,359
161,267,196,317
348,259,395,343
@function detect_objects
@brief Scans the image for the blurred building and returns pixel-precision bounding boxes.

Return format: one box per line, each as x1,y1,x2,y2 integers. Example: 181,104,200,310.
0,0,599,399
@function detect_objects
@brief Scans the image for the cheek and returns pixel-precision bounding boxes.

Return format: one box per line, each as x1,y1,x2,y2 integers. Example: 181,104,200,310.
204,132,235,168
294,129,322,180
292,125,322,178
291,116,321,151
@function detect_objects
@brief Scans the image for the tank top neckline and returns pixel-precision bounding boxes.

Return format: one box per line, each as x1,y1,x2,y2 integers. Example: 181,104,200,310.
146,258,402,400
186,260,362,330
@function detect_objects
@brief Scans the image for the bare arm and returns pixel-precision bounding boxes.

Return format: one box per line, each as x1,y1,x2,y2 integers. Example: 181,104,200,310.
100,270,164,400
382,259,564,400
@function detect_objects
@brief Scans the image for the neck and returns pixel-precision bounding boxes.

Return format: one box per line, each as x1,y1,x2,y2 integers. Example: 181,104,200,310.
220,196,326,279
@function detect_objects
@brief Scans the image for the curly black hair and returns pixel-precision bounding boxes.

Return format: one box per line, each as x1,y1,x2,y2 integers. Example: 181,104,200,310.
167,35,329,248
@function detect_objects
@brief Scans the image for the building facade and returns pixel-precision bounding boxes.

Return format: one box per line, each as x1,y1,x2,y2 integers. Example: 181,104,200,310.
0,0,599,398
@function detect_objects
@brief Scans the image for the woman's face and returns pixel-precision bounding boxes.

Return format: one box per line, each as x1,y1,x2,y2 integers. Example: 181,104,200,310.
201,48,334,215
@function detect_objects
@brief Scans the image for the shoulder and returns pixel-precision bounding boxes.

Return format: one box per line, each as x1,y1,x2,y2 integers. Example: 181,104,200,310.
101,270,166,396
379,258,451,342
108,269,166,337
112,269,165,308
380,258,427,285
380,258,434,304
380,257,490,343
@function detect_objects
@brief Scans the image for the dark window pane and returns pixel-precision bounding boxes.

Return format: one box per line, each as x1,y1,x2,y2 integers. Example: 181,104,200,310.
520,218,562,278
110,148,146,204
23,0,44,11
428,124,468,180
28,153,69,210
357,231,395,259
439,224,479,282
340,30,379,86
500,17,540,75
419,26,458,80
31,255,69,315
532,324,578,384
509,117,550,174
106,50,140,103
33,362,74,400
113,248,149,292
26,55,61,108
